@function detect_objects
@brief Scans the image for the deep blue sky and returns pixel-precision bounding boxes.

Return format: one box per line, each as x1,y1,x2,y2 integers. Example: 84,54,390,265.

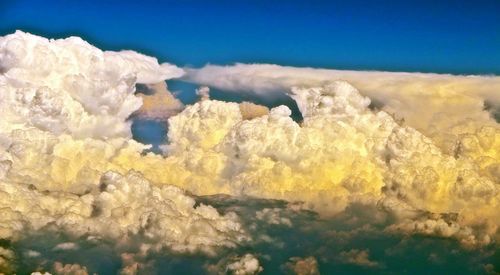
1,0,499,75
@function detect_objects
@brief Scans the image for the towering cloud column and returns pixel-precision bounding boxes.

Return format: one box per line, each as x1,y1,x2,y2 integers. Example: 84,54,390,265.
0,31,247,273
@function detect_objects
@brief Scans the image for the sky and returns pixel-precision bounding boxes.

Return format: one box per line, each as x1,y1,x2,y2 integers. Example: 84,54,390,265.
1,2,500,274
1,0,499,75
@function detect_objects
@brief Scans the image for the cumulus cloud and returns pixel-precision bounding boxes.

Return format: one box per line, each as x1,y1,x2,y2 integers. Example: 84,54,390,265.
337,249,379,268
205,253,263,275
238,102,269,120
133,81,184,120
282,257,319,275
196,86,211,100
0,30,183,139
53,262,89,275
0,170,247,254
225,254,263,275
179,64,500,248
255,208,292,227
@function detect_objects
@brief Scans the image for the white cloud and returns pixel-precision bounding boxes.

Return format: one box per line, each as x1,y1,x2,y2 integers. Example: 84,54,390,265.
225,254,263,275
0,30,184,139
53,243,79,251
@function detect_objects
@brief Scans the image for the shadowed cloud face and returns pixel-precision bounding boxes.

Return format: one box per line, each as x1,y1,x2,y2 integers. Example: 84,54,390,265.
10,196,500,274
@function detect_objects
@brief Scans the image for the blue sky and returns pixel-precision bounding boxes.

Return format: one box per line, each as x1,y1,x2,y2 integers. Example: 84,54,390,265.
1,0,499,75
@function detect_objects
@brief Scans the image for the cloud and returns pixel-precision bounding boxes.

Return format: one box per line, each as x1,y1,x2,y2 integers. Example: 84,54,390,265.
0,170,247,253
255,208,292,227
385,217,491,248
196,86,211,100
179,64,500,248
0,30,183,139
225,254,263,275
184,63,500,107
133,82,184,121
282,257,319,275
53,262,89,275
53,242,79,251
238,102,269,120
337,249,379,268
0,247,15,274
206,254,263,275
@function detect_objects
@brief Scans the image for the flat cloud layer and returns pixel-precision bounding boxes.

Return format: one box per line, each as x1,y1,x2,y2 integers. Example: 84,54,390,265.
0,32,499,274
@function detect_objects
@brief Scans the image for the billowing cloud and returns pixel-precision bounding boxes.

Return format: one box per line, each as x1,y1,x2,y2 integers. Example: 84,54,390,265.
181,64,500,248
226,254,263,275
0,170,247,253
0,30,183,139
205,253,263,275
